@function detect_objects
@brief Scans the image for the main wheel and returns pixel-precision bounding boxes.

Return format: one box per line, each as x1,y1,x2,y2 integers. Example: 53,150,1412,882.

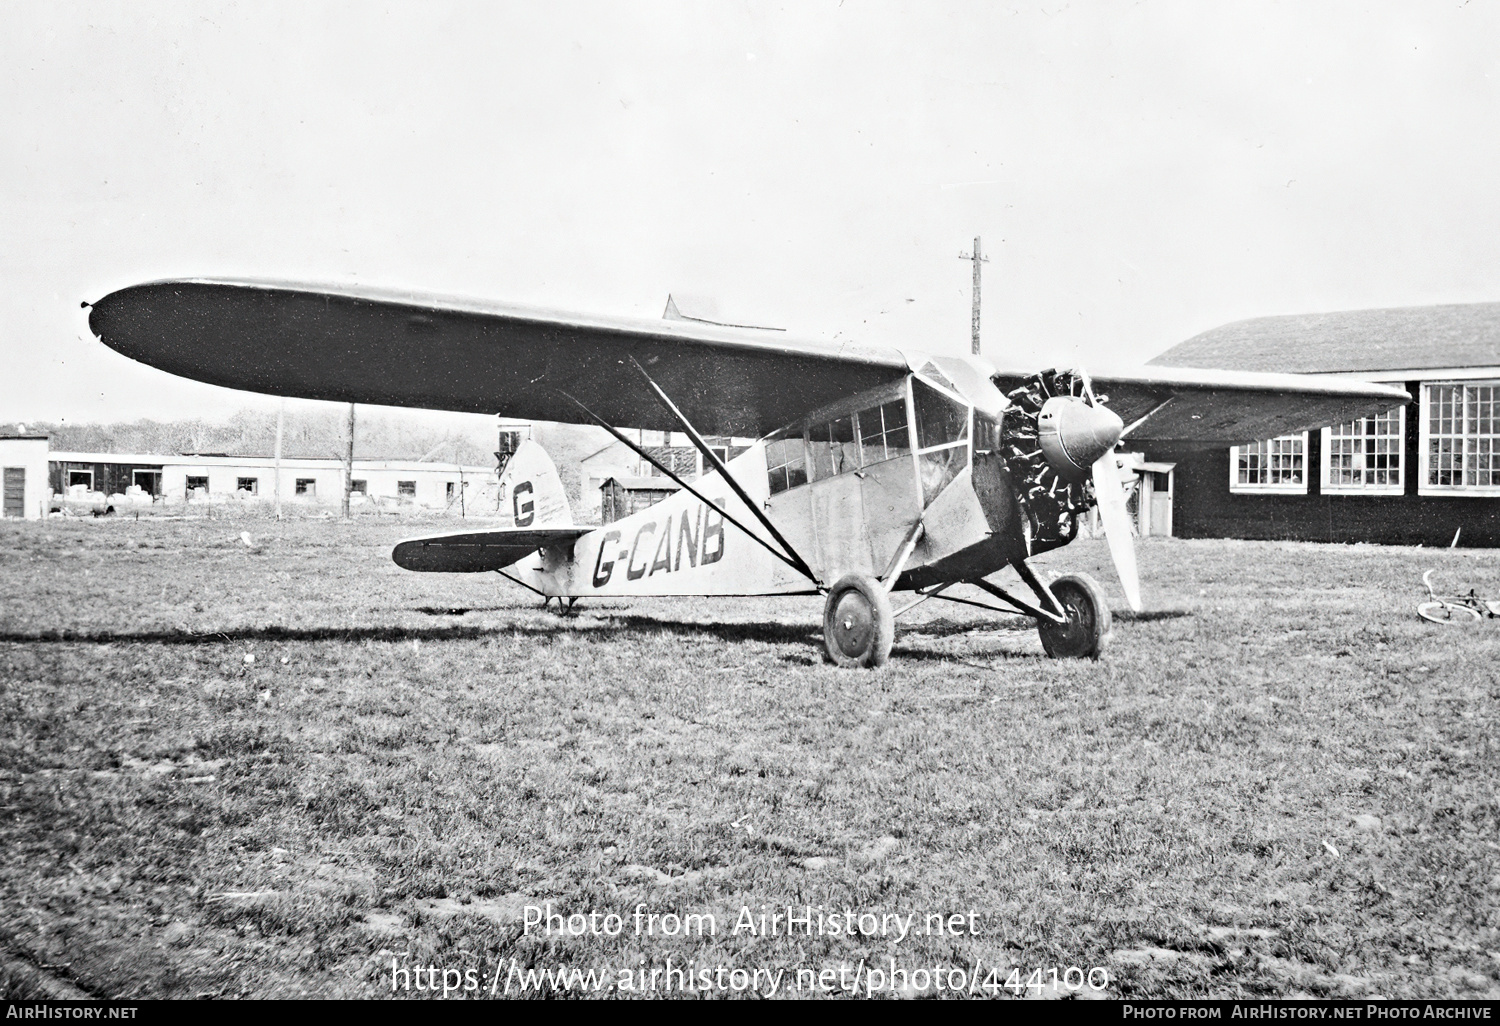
1037,572,1112,659
822,573,895,668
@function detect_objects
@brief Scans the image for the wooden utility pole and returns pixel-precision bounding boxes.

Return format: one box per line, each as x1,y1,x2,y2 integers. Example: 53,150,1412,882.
273,400,284,520
958,236,989,355
342,403,356,518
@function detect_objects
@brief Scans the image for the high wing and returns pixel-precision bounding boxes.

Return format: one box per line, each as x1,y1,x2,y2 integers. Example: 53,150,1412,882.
391,527,588,573
994,365,1411,447
87,278,908,439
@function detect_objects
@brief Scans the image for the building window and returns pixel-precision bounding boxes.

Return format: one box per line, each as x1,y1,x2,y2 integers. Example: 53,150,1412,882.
237,477,258,494
397,480,416,497
1229,433,1307,493
295,478,316,496
1422,381,1500,493
350,479,367,494
1322,408,1404,494
68,470,94,489
186,475,209,493
765,436,808,495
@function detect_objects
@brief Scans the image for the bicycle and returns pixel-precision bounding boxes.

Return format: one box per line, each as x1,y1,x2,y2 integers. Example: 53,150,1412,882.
1417,569,1500,625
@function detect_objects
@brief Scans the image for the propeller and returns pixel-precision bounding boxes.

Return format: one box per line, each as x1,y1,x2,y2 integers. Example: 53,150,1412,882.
1033,378,1143,613
1090,452,1142,612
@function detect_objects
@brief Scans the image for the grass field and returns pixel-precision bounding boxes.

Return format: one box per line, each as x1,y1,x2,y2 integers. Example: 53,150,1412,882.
1,518,1497,1000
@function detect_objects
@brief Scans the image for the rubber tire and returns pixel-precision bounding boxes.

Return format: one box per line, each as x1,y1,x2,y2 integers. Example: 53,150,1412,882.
1037,572,1112,660
823,573,895,668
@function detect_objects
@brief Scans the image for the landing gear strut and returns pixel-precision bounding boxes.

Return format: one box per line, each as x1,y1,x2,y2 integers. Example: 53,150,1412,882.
822,574,895,668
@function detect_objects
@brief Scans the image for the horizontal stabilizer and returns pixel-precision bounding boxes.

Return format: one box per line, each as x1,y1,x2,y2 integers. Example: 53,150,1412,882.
392,527,587,573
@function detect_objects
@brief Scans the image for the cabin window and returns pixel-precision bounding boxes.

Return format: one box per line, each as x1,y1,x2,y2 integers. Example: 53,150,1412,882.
237,477,258,494
1322,408,1403,494
809,416,858,480
186,475,209,493
1229,434,1306,492
350,479,367,494
913,378,970,450
446,482,456,500
765,436,808,495
915,360,960,394
1422,382,1499,492
974,413,1002,453
295,478,316,496
856,399,911,466
68,470,94,489
912,378,971,506
397,480,416,497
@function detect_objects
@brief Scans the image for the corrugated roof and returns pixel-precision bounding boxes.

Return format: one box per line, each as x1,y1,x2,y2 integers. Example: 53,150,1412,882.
1149,302,1500,374
45,450,494,473
600,476,682,491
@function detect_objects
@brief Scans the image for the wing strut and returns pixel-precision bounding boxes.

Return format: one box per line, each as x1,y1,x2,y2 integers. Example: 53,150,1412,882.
556,389,821,587
625,356,822,587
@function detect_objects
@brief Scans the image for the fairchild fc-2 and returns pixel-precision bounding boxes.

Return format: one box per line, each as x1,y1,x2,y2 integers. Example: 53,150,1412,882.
86,279,1407,666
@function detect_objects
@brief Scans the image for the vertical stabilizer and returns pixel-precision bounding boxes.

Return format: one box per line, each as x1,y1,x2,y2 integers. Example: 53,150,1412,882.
498,439,573,528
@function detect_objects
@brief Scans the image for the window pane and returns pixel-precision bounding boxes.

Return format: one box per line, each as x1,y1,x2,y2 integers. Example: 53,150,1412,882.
765,436,807,495
1328,408,1402,490
1425,382,1499,489
857,406,886,465
918,444,970,506
1233,435,1304,488
913,378,969,449
880,399,911,459
808,416,859,474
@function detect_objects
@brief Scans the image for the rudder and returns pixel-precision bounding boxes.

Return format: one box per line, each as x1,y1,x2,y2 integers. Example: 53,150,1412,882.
499,439,573,528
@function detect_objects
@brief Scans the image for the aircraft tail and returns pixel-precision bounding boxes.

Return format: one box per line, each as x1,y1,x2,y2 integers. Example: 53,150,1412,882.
499,438,573,528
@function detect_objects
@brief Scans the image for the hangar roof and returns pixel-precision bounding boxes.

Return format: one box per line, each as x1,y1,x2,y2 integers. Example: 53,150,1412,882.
1149,302,1500,375
600,476,682,491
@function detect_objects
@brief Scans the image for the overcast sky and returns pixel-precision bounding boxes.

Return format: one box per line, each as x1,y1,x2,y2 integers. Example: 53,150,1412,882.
4,0,1498,429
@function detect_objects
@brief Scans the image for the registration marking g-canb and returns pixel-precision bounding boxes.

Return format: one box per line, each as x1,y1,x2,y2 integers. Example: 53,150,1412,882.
592,499,726,588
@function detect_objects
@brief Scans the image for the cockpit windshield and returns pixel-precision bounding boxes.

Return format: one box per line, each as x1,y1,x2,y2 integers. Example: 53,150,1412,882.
912,376,971,505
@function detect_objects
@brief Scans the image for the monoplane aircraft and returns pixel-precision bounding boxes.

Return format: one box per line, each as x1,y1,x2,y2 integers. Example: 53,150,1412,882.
87,280,1407,666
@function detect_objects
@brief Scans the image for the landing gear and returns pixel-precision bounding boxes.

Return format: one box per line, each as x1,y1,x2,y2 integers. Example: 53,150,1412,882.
823,574,895,668
1036,572,1111,659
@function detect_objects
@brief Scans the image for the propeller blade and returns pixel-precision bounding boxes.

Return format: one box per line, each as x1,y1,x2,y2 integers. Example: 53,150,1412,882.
1091,453,1142,612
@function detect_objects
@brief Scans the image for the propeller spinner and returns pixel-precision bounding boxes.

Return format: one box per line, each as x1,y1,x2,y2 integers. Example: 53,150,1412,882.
1036,396,1124,482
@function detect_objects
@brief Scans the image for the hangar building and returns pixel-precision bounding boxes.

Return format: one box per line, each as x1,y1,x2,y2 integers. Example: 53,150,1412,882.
1145,302,1500,547
580,430,753,521
46,450,496,512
